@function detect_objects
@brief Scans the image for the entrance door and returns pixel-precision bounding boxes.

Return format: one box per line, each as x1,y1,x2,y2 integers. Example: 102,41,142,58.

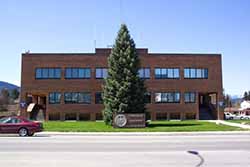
29,95,46,121
199,93,217,120
199,93,211,108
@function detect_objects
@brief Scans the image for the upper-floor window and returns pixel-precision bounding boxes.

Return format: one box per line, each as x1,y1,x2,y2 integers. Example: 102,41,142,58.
155,92,180,103
35,68,61,79
49,92,61,104
184,68,208,79
139,68,150,79
64,92,91,104
184,92,196,103
155,68,180,79
95,68,107,79
95,92,103,104
65,68,91,79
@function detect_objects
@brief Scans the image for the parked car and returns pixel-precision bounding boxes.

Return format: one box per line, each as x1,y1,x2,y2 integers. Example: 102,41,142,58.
0,116,43,136
234,115,245,120
240,115,250,120
224,112,235,120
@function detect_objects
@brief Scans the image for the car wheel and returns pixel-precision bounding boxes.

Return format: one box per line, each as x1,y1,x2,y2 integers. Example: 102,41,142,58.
240,117,244,120
19,128,28,137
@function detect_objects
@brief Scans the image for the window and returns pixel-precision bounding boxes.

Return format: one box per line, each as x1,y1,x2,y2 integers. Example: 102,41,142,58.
0,117,21,124
139,68,150,79
65,68,91,79
64,92,91,104
49,92,61,104
64,93,72,103
0,117,10,123
79,93,91,104
154,68,180,79
145,92,151,103
36,69,42,78
95,68,108,79
156,113,168,120
95,92,103,104
7,118,21,124
184,92,196,103
35,68,61,79
155,92,180,103
184,68,208,79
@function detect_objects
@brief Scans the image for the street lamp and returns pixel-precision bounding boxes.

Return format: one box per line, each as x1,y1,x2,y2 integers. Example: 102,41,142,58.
187,150,204,167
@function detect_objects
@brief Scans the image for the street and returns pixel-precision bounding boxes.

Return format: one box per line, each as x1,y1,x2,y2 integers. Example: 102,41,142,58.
0,133,250,167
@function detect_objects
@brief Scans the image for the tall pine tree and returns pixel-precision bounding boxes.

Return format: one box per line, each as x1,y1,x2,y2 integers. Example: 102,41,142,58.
103,24,146,125
243,91,248,101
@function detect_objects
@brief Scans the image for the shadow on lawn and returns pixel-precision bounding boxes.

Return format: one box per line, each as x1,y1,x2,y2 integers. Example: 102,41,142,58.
148,123,201,128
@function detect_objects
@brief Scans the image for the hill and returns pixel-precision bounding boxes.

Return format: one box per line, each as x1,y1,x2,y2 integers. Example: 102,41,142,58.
0,81,20,91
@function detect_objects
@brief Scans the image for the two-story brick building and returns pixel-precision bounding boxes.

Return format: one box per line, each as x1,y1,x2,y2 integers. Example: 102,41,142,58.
20,48,223,121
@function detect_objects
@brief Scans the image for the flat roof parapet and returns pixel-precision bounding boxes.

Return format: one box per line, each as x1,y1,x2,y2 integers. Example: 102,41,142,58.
95,48,148,55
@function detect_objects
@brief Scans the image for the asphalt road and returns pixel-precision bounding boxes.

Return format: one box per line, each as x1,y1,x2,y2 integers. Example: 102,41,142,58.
0,133,250,167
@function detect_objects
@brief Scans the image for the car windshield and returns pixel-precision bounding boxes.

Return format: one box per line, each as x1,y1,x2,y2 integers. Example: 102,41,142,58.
0,117,11,123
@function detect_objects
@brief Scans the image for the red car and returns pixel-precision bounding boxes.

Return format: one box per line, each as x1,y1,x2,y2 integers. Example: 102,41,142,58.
0,116,43,136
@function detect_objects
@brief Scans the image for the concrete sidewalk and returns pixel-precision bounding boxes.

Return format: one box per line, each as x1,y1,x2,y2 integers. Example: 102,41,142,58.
209,120,250,129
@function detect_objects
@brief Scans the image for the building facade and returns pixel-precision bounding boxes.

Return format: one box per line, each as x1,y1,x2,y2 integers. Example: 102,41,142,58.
20,48,223,121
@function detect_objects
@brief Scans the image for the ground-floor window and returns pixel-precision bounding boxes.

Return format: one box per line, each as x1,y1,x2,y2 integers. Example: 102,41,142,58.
170,113,180,120
79,113,90,121
185,113,196,120
49,112,60,120
156,112,168,120
96,113,103,120
65,113,77,120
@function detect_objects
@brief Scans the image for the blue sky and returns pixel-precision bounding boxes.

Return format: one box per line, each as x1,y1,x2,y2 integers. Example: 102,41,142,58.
0,0,249,96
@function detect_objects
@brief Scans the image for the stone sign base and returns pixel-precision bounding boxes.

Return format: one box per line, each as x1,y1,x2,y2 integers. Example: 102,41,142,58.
113,113,146,128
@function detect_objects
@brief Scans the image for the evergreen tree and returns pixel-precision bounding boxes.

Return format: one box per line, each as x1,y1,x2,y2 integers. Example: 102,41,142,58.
243,91,248,101
248,91,250,100
224,94,231,107
0,89,9,105
103,24,146,125
10,88,20,100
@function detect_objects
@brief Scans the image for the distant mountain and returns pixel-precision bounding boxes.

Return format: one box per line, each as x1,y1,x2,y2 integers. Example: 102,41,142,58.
231,95,242,99
0,81,20,91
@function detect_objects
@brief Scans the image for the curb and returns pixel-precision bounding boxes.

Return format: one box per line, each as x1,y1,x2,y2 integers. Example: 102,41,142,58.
37,131,250,136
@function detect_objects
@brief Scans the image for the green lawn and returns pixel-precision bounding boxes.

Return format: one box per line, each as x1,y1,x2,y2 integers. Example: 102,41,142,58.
43,121,243,132
227,120,250,125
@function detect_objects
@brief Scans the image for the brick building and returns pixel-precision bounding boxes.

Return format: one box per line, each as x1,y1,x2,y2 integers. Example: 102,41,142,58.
20,48,223,121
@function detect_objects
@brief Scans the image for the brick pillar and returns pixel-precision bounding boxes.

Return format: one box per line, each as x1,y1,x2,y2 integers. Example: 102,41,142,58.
167,112,170,121
45,111,49,121
76,112,80,121
181,112,185,120
196,93,199,120
60,113,65,121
